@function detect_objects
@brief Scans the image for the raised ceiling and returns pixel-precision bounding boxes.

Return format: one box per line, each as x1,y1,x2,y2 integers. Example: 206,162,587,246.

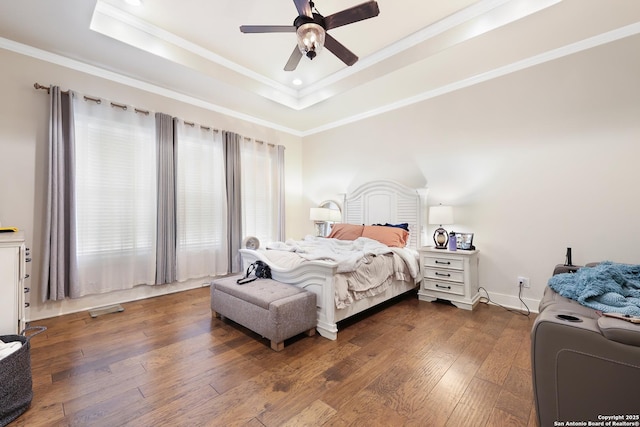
1,0,639,135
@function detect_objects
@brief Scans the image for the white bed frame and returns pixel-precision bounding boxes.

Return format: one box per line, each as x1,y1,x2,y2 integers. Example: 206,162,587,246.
239,180,428,340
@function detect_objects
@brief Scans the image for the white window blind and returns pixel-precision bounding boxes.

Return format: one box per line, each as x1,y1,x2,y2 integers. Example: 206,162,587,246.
73,97,157,296
241,139,279,244
175,121,228,280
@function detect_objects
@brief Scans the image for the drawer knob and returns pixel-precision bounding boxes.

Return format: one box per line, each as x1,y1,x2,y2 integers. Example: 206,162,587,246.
436,284,451,290
435,272,451,277
435,260,451,265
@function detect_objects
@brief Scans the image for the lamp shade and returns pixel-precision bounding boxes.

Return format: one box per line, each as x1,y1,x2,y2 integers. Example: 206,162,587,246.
328,209,342,222
428,205,454,225
297,23,325,59
310,207,332,221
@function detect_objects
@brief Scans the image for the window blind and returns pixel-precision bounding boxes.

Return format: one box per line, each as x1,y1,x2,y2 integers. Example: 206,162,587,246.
73,98,157,295
241,139,279,244
175,121,228,280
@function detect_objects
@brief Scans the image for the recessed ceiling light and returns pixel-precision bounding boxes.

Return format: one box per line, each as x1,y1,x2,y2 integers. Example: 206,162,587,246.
124,0,143,6
292,78,302,86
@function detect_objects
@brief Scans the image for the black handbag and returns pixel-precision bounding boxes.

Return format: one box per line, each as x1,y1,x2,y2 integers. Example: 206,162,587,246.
237,260,272,284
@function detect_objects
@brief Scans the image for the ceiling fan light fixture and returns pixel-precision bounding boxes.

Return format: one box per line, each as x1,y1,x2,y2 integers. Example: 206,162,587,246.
296,23,325,60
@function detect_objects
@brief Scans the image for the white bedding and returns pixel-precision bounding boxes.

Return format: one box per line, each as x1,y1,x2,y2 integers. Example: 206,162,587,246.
263,236,420,309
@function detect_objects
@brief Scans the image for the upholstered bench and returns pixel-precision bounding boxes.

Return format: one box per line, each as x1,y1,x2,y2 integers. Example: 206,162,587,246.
210,276,317,351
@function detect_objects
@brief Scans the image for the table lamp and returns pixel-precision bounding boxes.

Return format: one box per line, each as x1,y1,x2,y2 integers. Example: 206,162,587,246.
428,205,454,249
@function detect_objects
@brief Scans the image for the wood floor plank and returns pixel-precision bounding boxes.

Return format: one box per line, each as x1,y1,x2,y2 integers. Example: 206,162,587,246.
257,345,403,426
324,388,408,426
474,323,523,386
118,383,220,427
502,365,534,403
486,407,529,427
445,377,502,427
493,389,533,424
18,287,537,426
63,387,146,427
279,399,336,427
370,347,456,418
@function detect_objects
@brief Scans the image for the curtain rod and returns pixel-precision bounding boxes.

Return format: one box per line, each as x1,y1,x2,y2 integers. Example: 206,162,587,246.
35,82,276,146
33,82,65,94
183,121,218,132
35,82,151,115
244,136,275,148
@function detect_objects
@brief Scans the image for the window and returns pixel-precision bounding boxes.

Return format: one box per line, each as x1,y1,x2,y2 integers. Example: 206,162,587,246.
58,95,282,297
73,98,157,295
175,121,228,280
240,138,283,244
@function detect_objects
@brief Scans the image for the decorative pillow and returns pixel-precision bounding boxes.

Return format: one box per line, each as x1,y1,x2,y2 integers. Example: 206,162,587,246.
362,225,409,247
374,222,410,232
327,223,364,240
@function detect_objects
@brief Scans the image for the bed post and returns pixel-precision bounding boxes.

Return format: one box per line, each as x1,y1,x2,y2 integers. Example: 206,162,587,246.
417,187,429,248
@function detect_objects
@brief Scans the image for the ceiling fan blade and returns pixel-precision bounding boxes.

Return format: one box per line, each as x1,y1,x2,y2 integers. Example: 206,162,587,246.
324,1,380,30
293,0,312,18
240,25,296,33
324,34,358,66
284,46,303,71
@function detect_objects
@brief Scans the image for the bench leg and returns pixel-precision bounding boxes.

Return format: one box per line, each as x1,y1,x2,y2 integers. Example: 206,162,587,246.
212,310,222,319
271,340,284,352
305,328,316,337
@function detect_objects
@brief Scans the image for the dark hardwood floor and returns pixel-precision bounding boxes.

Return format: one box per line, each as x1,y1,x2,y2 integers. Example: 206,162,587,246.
14,286,537,426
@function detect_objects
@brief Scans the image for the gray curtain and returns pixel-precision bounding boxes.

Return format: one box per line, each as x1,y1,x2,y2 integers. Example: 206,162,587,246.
154,113,177,284
41,86,78,301
223,131,242,273
276,145,286,241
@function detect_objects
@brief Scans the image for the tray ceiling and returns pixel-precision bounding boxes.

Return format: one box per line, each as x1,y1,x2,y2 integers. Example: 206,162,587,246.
1,0,639,135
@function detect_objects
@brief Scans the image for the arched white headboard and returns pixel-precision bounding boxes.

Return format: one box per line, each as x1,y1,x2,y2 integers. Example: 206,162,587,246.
343,180,428,249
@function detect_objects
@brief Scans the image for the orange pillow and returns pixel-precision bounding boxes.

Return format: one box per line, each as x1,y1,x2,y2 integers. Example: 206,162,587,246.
327,223,364,240
362,225,409,247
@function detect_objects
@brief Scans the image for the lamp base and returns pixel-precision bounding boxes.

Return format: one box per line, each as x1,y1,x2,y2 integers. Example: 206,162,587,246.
433,227,449,249
314,222,328,237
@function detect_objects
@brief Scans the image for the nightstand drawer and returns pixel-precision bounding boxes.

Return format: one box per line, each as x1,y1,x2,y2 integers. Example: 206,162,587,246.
423,279,464,296
423,268,464,283
423,256,464,271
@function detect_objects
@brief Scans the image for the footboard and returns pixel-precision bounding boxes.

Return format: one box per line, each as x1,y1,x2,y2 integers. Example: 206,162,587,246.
239,249,340,340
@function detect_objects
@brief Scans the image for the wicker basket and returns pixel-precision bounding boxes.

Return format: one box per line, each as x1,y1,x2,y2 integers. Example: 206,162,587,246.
0,327,46,427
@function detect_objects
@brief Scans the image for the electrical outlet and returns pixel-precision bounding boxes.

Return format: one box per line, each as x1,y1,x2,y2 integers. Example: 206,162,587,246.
517,276,530,288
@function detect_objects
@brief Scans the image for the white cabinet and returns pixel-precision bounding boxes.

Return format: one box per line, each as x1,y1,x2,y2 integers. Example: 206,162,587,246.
417,247,479,310
0,231,27,335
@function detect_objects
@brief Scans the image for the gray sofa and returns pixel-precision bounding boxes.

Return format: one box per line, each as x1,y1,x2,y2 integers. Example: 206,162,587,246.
531,264,640,426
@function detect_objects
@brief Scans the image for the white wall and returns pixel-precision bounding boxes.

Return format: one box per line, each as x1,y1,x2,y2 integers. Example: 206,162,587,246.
2,32,639,321
0,48,304,321
301,34,640,310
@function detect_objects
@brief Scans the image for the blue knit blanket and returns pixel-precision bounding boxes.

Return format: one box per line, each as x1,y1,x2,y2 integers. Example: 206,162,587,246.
548,261,640,316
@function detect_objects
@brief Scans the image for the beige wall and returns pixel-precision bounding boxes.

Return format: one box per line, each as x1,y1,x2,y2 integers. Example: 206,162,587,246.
0,48,304,321
301,34,640,309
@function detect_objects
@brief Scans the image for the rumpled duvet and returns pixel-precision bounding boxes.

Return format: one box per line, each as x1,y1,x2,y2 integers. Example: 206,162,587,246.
548,261,640,316
263,236,420,309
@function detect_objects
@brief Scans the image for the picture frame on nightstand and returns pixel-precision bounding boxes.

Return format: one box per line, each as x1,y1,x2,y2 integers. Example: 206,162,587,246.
455,232,474,250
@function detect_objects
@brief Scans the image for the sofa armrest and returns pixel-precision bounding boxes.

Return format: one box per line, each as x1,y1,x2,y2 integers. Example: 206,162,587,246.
598,316,640,346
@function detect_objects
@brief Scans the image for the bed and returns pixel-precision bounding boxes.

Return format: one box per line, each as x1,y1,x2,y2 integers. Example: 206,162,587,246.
239,180,428,340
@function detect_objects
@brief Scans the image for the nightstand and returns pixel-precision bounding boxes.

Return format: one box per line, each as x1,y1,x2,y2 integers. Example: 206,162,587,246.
417,247,480,310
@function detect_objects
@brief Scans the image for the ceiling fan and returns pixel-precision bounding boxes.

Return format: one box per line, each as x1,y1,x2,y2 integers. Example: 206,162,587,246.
240,0,380,71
